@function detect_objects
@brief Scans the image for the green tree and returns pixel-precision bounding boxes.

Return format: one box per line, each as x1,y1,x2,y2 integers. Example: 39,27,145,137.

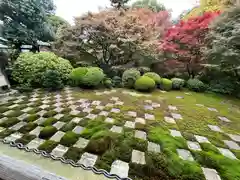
47,15,70,34
0,0,55,50
132,0,166,12
110,0,130,9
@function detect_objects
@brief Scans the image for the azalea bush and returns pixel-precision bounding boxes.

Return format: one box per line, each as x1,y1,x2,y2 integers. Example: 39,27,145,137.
160,11,220,78
122,69,141,88
135,76,156,92
12,52,73,87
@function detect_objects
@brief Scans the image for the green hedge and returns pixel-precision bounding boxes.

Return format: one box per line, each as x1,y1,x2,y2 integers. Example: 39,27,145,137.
171,78,185,90
144,72,161,85
70,67,105,87
122,69,141,88
160,78,172,91
12,52,73,87
135,76,156,92
187,79,207,92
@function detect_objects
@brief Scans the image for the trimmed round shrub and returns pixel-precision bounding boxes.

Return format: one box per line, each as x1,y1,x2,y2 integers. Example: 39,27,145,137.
42,70,64,90
69,67,88,86
171,78,185,90
112,76,122,88
103,78,112,88
12,52,73,87
187,79,207,92
144,72,161,85
70,67,105,87
160,78,172,91
39,126,57,139
122,68,141,88
60,131,79,147
135,76,156,92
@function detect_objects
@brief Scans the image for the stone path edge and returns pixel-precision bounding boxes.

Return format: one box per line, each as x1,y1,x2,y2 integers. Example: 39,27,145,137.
0,138,132,180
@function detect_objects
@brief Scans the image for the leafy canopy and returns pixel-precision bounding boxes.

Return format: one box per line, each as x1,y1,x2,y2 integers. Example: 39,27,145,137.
132,0,166,12
0,0,55,48
160,11,220,77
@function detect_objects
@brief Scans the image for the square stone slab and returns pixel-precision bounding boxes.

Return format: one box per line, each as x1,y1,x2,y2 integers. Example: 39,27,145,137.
217,148,237,159
17,113,29,121
40,104,50,109
54,114,64,120
171,113,182,120
9,122,27,131
135,117,146,124
26,138,45,149
152,103,160,108
145,113,155,120
3,110,14,116
0,117,8,123
51,145,68,157
111,108,120,113
37,110,47,117
176,96,184,99
207,107,218,112
208,125,223,132
196,104,204,107
78,152,98,167
35,118,47,125
106,103,114,107
131,150,146,164
54,102,63,107
0,127,6,133
42,100,50,104
71,117,82,124
29,126,43,136
110,97,119,101
170,129,182,137
124,121,135,129
135,130,146,140
9,104,19,109
50,131,65,142
83,108,93,113
227,134,240,142
70,105,77,110
195,135,210,143
13,99,23,103
111,126,122,133
164,117,176,124
70,110,80,116
4,132,23,142
92,101,101,106
73,126,84,134
127,111,137,117
96,105,104,110
187,141,202,151
54,107,63,113
202,168,221,180
177,149,194,161
74,138,89,149
86,114,97,120
148,142,160,153
168,105,178,111
110,160,129,178
53,122,66,130
218,116,231,122
144,100,152,103
99,111,109,116
77,99,88,103
29,98,39,102
115,101,124,106
144,105,153,111
223,140,240,150
105,118,114,124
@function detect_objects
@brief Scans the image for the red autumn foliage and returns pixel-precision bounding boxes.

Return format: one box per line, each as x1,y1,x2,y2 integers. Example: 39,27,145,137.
159,11,221,77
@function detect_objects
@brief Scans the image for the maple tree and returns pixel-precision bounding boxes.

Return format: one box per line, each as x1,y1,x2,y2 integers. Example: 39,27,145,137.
54,8,171,69
160,11,220,78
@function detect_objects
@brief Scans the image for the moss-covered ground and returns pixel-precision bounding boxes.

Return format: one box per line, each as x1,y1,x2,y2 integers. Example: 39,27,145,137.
0,87,239,180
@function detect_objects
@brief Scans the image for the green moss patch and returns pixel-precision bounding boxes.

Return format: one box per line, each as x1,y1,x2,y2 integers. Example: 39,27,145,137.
19,122,37,134
63,147,84,162
0,118,20,128
41,118,58,127
60,131,79,147
15,134,36,145
39,126,57,139
38,140,58,153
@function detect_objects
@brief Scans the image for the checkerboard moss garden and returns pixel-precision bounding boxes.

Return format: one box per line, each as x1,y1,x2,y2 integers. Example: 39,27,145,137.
1,86,240,180
1,52,239,180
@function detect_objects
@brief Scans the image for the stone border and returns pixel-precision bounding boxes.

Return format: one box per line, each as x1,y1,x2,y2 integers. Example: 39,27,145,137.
0,138,132,180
